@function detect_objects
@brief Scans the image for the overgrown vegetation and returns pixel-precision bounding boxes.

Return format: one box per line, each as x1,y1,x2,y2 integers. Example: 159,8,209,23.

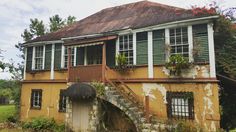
91,81,105,96
22,117,65,132
165,54,192,76
114,53,134,73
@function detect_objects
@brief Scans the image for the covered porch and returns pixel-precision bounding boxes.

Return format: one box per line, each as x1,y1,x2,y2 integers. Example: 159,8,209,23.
64,35,117,82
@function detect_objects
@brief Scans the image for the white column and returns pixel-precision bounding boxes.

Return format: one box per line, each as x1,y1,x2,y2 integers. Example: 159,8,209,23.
61,45,65,68
148,31,154,78
32,46,35,70
84,47,87,65
115,37,119,65
42,45,46,69
74,47,77,66
165,28,170,61
208,23,216,78
50,44,55,80
23,47,27,80
188,25,194,62
133,32,137,65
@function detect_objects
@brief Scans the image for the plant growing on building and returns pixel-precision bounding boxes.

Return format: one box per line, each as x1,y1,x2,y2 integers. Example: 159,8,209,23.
91,81,105,96
165,54,192,76
115,53,130,73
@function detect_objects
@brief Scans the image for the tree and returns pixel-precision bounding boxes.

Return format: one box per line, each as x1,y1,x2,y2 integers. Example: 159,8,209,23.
29,18,46,37
66,15,76,25
49,14,65,32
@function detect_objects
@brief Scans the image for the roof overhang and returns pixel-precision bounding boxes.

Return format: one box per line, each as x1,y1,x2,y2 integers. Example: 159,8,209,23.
64,35,118,47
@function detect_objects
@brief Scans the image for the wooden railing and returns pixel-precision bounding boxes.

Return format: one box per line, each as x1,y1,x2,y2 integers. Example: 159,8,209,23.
68,65,103,82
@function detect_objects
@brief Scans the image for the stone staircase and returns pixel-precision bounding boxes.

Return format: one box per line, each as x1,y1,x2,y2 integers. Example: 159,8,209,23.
103,79,169,132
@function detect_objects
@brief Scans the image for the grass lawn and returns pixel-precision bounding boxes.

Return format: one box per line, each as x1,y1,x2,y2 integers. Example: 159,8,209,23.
0,105,16,123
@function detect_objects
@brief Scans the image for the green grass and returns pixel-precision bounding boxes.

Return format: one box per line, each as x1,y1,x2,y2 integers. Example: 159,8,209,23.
0,105,16,122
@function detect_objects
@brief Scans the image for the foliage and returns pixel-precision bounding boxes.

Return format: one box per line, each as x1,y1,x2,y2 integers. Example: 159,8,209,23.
0,105,16,123
115,53,133,73
91,81,105,96
165,54,192,76
49,14,65,32
66,15,77,25
22,117,65,132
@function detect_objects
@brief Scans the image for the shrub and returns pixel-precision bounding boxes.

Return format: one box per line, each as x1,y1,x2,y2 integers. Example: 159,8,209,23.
22,117,65,132
165,54,192,76
91,81,105,96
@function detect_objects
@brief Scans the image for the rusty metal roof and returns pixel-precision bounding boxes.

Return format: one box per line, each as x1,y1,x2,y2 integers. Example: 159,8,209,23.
26,1,214,44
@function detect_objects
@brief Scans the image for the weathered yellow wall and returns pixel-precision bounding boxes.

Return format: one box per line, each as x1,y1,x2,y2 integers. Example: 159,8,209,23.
20,83,67,122
106,66,148,79
54,70,68,80
25,71,51,80
126,82,220,131
106,65,211,80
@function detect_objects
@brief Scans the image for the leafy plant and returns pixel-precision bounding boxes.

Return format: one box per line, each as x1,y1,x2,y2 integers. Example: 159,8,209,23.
115,53,129,72
91,81,105,96
22,117,65,132
165,54,192,76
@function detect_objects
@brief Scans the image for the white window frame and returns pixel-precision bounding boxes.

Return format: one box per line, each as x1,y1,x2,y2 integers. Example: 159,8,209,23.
118,34,134,65
169,27,189,58
62,46,75,68
33,45,45,70
31,90,42,108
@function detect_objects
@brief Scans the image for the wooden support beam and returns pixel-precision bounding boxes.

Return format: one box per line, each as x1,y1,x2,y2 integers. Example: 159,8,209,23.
145,95,150,122
102,43,106,83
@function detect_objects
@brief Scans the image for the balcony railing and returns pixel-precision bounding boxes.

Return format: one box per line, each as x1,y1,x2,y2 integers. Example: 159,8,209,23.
68,64,103,82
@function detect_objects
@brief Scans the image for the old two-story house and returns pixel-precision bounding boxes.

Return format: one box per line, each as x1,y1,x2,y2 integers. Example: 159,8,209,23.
20,1,220,131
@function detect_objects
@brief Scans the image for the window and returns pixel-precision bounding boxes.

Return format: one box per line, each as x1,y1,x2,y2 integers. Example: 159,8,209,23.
170,27,189,58
119,34,133,65
167,92,194,120
31,89,42,109
34,46,44,70
59,90,67,112
64,47,75,68
87,45,102,65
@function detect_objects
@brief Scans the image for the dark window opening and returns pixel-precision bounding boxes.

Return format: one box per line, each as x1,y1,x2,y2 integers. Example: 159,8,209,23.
31,89,42,109
59,90,67,112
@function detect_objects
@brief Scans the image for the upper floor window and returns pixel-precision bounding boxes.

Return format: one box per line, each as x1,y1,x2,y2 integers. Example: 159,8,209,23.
64,47,75,68
34,46,44,70
31,89,42,109
170,27,189,58
87,45,102,65
167,92,194,120
119,34,133,65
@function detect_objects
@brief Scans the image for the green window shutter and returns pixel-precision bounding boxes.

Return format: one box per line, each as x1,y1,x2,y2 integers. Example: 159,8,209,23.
44,44,52,70
26,47,33,71
193,24,209,62
136,32,148,65
153,29,165,65
76,47,84,65
54,43,62,69
106,40,116,67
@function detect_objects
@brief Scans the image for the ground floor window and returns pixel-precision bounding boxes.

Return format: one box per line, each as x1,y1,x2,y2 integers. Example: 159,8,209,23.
30,89,42,109
167,92,194,119
59,90,67,112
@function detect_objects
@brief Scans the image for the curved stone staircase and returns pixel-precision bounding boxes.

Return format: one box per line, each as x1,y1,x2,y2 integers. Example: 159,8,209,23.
101,79,169,132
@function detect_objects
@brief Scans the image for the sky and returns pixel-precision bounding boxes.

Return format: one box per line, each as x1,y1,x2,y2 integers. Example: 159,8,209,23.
0,0,235,79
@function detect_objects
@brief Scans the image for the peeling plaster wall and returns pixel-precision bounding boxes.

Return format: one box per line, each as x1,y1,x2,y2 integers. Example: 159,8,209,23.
156,65,210,79
127,82,220,131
